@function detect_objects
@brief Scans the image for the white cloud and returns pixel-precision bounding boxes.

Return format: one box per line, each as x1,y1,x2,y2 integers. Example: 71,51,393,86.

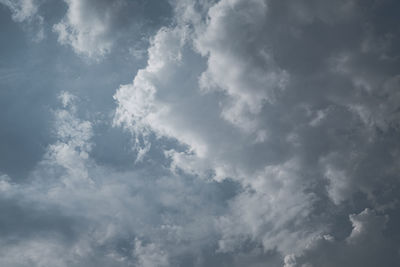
0,0,39,22
194,0,289,131
53,0,114,58
217,159,322,255
0,0,44,41
0,92,232,266
46,99,93,185
52,0,170,59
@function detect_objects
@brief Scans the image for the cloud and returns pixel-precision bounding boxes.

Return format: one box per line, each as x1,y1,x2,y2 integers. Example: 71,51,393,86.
115,0,320,257
195,0,289,131
2,0,400,266
0,0,44,40
114,0,400,263
53,0,114,58
216,159,322,254
0,92,239,266
285,208,400,267
53,0,171,59
0,0,39,22
133,239,169,267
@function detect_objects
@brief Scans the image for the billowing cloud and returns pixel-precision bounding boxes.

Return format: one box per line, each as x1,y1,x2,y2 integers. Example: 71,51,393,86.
1,0,400,266
0,93,236,266
195,0,289,130
114,0,400,263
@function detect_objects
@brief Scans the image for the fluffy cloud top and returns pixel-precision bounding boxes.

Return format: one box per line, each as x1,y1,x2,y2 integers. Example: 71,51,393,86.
53,0,171,58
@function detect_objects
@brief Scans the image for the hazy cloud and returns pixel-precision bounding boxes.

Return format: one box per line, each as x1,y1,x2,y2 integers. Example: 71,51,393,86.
0,0,44,40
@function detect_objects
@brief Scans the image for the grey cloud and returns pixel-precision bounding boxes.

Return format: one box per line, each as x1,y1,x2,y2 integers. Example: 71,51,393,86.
0,0,40,22
286,209,400,267
2,0,400,266
114,0,400,263
0,94,241,266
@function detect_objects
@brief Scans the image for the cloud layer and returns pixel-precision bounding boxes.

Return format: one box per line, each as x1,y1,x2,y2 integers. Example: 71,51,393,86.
115,0,400,264
1,0,400,266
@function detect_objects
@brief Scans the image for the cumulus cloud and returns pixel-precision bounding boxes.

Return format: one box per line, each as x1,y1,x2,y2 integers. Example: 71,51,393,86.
216,159,322,254
53,0,115,58
114,0,400,263
2,0,400,266
195,0,289,131
53,0,171,58
0,92,238,266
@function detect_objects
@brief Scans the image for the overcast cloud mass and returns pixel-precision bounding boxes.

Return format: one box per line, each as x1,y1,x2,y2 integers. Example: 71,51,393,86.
1,0,400,266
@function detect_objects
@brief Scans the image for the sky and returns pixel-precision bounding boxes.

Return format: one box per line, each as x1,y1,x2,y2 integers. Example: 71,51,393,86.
0,0,400,266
